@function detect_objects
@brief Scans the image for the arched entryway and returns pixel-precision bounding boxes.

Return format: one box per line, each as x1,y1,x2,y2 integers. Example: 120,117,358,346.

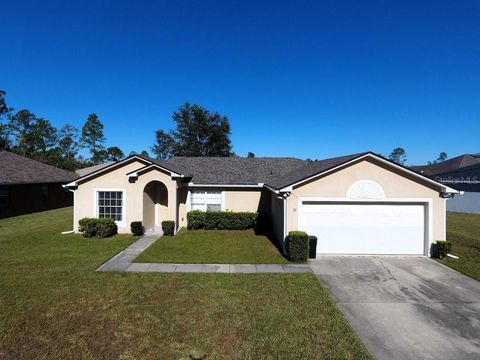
143,180,168,231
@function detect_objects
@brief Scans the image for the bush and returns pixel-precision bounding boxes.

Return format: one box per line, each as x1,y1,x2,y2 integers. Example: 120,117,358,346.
78,217,117,238
96,218,118,238
78,218,98,238
287,231,309,263
431,241,452,258
187,210,205,230
130,221,144,236
162,220,175,236
186,210,257,230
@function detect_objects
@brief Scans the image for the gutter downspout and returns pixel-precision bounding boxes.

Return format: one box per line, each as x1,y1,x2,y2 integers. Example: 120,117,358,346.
281,192,291,255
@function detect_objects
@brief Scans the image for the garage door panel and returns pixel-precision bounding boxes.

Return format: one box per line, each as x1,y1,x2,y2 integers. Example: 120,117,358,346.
299,203,425,255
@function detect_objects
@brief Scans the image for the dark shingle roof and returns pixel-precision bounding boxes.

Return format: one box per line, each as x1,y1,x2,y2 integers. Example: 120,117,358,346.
0,151,78,185
266,152,368,189
414,154,480,176
165,156,307,185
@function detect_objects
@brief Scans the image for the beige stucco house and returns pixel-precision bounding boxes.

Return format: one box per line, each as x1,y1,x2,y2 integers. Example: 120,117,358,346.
66,152,459,257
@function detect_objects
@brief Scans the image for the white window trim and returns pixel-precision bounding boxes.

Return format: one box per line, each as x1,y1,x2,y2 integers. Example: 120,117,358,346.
187,189,224,212
93,188,127,227
346,179,386,200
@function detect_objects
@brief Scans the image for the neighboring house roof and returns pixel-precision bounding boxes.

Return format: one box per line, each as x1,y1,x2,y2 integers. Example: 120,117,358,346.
75,161,115,177
166,156,306,185
0,151,78,185
430,162,480,192
413,154,480,176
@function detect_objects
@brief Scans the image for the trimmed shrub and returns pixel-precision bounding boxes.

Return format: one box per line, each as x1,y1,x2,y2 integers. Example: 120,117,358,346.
187,210,205,230
186,210,257,230
162,220,175,236
96,218,118,238
287,231,309,263
78,217,117,238
78,218,98,238
431,240,452,258
130,221,144,236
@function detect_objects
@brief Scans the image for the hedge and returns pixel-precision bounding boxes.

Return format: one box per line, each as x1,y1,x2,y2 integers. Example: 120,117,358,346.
130,221,145,236
287,231,309,263
186,210,257,230
162,220,175,236
431,240,452,258
78,217,117,238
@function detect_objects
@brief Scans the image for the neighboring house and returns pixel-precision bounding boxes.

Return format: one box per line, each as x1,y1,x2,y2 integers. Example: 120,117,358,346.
412,154,480,214
65,152,458,257
0,151,78,219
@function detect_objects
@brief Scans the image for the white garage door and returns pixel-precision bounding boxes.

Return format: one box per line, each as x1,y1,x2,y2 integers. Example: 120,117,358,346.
299,202,425,255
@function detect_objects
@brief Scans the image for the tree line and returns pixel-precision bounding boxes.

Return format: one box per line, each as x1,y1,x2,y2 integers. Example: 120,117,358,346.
387,147,448,165
1,89,451,171
0,91,124,170
0,92,236,170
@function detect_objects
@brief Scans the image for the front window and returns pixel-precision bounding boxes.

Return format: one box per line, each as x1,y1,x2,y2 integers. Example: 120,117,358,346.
97,191,123,221
190,191,222,211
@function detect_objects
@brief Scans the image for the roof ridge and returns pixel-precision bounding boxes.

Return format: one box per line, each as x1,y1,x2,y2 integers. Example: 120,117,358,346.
170,156,304,160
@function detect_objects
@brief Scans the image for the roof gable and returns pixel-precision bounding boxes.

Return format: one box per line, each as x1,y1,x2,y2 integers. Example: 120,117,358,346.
266,152,458,194
67,155,190,186
266,153,367,189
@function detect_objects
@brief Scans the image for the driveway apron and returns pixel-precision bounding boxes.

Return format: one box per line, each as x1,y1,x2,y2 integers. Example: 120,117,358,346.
310,257,480,360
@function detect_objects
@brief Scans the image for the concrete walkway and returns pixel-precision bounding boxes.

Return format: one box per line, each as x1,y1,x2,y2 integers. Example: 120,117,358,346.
97,229,161,271
97,230,311,274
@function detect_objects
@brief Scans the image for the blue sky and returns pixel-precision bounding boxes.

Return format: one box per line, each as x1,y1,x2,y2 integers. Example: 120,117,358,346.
2,0,479,164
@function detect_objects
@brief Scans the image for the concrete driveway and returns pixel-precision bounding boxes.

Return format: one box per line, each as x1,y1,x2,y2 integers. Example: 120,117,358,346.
310,257,480,360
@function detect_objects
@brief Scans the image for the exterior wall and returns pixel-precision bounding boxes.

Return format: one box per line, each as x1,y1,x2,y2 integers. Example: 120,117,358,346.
224,190,261,211
73,159,181,233
178,187,188,228
0,183,72,219
286,158,446,248
447,192,480,214
142,187,155,229
269,193,284,248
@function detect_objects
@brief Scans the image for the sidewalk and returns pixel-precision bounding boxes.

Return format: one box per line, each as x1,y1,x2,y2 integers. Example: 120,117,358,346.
97,230,311,274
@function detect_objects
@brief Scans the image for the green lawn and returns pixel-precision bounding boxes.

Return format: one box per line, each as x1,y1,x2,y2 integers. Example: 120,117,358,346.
440,211,480,281
135,229,289,264
0,207,370,360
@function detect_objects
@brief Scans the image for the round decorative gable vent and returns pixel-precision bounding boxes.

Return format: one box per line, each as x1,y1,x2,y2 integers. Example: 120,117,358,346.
347,180,385,200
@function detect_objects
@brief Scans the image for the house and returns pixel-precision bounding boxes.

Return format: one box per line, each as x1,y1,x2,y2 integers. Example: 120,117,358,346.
0,151,78,219
413,154,480,214
65,152,459,256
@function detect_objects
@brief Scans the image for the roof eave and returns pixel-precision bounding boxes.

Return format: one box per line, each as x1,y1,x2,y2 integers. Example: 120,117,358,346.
277,152,460,194
188,182,264,188
126,163,184,178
